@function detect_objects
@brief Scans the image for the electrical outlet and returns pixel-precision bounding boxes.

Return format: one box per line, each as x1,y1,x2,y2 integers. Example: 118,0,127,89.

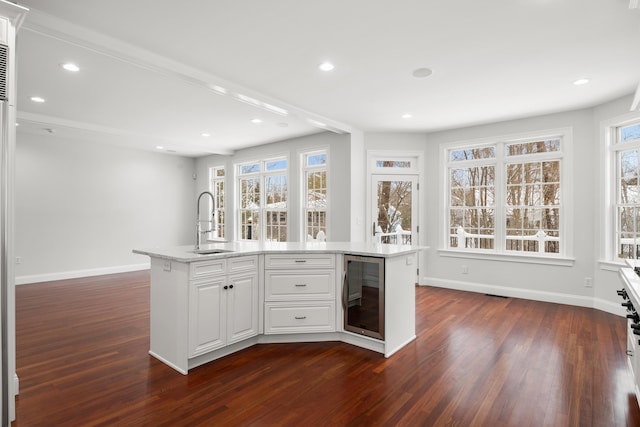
15,256,21,265
584,277,593,288
461,265,468,274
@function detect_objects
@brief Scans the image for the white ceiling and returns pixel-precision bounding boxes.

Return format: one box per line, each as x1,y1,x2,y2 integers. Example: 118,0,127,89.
13,0,640,157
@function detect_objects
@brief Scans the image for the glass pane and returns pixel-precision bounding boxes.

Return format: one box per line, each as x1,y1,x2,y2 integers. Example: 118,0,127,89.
306,171,326,208
507,164,522,184
240,178,260,208
523,162,541,182
240,210,259,240
376,180,412,234
375,160,412,168
450,168,469,187
265,211,287,242
621,124,640,142
505,138,561,156
215,168,225,177
265,159,287,171
265,175,287,207
522,208,542,230
240,163,260,175
306,153,327,166
306,210,327,240
449,146,495,161
542,208,560,230
542,184,560,205
542,161,560,183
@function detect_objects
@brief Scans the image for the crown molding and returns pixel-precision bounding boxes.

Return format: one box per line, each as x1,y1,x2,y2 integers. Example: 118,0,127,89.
21,8,352,136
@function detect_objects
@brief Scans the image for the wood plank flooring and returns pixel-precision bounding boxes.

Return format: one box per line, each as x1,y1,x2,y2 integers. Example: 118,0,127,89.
12,271,640,426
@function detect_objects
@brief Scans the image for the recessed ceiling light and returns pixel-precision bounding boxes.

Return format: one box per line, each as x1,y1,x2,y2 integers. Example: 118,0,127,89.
61,63,80,72
251,118,263,124
29,96,45,103
412,67,433,78
402,113,413,119
201,133,211,137
156,145,164,150
573,78,590,85
277,122,289,128
318,62,335,72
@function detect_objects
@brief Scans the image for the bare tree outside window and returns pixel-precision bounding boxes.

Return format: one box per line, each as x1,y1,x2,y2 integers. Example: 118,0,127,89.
447,137,563,254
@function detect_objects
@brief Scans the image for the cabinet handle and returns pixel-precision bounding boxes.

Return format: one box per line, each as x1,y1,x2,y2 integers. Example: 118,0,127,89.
295,284,307,287
294,260,307,263
627,350,634,356
229,284,234,289
294,316,307,320
223,285,228,290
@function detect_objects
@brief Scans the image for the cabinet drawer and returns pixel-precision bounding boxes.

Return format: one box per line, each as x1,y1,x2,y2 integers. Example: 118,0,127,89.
264,302,336,334
265,270,335,301
190,259,226,280
264,254,335,269
228,255,258,273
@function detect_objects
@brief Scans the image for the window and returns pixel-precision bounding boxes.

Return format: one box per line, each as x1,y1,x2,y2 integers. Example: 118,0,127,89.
302,150,328,241
446,132,566,257
209,166,225,239
237,157,288,242
613,122,640,260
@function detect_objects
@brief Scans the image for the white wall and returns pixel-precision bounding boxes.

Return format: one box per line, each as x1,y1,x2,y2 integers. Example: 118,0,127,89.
15,132,196,283
422,101,628,314
592,95,640,310
195,131,351,242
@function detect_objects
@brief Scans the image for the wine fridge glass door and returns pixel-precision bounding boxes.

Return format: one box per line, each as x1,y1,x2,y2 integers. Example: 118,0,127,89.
343,255,385,340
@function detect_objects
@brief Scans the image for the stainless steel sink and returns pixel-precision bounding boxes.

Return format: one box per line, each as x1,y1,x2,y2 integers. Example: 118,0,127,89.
190,249,233,255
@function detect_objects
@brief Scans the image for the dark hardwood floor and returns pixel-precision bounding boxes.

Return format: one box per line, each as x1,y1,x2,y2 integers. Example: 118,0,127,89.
13,270,640,426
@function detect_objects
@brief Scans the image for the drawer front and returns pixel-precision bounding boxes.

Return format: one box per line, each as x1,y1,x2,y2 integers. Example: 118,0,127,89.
264,254,335,269
264,302,336,334
190,259,226,279
228,255,258,274
265,270,335,301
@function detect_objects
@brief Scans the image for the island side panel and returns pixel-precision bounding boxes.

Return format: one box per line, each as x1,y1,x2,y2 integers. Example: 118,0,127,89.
384,252,417,357
149,257,190,374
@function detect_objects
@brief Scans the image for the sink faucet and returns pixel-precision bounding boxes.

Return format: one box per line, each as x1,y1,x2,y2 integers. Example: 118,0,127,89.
195,191,216,250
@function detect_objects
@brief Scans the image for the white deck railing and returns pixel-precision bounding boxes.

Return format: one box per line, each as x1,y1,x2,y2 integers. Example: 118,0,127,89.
452,226,559,253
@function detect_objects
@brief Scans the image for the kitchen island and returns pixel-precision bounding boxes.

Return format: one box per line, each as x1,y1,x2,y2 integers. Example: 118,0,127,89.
133,241,424,374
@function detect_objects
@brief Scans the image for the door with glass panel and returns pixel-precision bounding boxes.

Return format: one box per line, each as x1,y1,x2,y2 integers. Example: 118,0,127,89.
371,175,418,245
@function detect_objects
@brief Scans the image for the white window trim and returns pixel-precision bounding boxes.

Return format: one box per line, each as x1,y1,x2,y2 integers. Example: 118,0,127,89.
208,165,226,241
365,150,424,245
599,111,640,268
299,146,330,242
439,127,574,266
235,154,290,242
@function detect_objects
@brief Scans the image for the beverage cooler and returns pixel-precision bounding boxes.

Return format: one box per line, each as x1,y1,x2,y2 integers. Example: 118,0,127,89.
343,254,385,340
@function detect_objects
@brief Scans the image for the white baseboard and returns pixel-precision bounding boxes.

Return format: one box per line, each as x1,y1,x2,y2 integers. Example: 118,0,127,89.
422,276,623,316
593,297,626,317
15,262,150,285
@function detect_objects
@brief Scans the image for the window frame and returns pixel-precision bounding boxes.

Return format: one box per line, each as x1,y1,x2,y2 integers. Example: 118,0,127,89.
606,117,640,264
235,155,289,242
208,165,226,241
439,128,574,266
300,148,329,242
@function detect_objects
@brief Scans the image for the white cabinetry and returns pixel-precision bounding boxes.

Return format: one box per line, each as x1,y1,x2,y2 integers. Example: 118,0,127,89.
149,255,258,374
264,254,337,334
188,256,258,357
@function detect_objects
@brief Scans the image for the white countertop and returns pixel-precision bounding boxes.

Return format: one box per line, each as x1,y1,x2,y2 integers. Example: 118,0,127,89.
133,241,427,262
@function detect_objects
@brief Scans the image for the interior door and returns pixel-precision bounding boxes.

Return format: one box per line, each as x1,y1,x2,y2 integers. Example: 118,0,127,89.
371,174,418,246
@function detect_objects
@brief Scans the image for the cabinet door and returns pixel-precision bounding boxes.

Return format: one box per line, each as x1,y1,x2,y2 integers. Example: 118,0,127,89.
226,272,259,344
189,278,226,357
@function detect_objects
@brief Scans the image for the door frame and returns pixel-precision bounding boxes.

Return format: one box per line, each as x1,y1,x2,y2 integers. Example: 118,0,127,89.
366,150,424,283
